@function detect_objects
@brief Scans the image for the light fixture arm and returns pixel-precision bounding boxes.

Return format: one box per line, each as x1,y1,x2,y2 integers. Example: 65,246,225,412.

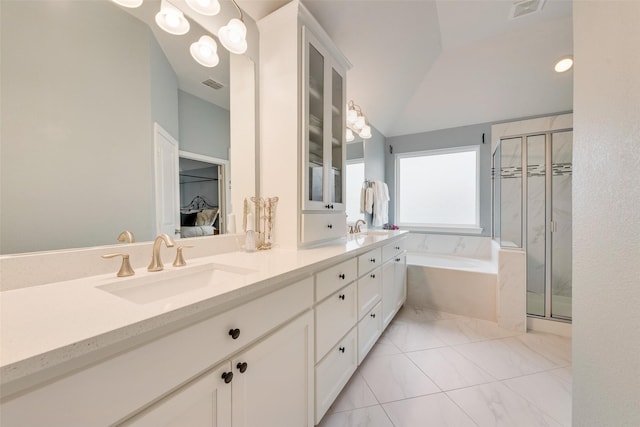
231,0,243,21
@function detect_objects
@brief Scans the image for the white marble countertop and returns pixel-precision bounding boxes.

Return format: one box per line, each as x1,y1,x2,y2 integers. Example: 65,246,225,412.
0,231,407,394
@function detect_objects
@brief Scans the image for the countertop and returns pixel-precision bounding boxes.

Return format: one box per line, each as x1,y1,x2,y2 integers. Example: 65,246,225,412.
0,231,407,395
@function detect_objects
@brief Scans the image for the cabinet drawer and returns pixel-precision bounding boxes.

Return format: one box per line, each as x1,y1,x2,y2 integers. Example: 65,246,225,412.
0,278,313,427
358,247,382,275
315,282,357,361
382,238,406,262
357,267,382,320
300,213,346,244
316,258,357,301
315,328,358,424
358,302,382,364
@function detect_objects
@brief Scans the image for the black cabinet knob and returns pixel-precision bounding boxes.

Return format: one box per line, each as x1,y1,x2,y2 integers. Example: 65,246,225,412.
338,273,346,279
328,224,333,229
221,371,233,384
325,204,334,209
338,294,345,300
370,273,376,278
371,313,376,318
370,258,376,263
339,347,345,353
229,328,241,339
395,258,401,262
395,246,400,250
236,362,248,373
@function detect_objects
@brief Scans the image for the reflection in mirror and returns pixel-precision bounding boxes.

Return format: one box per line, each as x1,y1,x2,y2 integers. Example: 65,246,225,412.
0,0,255,254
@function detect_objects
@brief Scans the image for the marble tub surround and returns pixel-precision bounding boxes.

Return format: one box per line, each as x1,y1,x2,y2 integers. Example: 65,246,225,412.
405,233,493,259
0,231,408,397
497,244,527,332
319,305,572,427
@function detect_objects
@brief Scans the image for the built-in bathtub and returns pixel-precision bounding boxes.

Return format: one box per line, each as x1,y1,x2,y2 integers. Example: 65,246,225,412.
405,234,498,321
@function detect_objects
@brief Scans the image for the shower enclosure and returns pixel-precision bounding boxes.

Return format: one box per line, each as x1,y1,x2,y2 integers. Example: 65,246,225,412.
492,130,573,321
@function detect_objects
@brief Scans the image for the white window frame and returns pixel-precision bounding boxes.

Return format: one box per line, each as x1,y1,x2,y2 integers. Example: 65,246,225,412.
395,145,482,234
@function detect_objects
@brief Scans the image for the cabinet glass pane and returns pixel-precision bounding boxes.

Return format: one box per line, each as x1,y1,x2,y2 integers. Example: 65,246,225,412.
499,137,522,248
551,131,572,320
330,68,343,204
308,44,324,203
526,134,546,317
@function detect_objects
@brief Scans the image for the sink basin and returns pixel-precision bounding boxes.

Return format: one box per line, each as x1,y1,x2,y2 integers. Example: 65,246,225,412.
98,263,256,304
362,230,392,236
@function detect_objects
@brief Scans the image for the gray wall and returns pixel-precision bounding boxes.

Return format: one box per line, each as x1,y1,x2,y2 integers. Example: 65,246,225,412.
178,90,230,160
150,36,180,140
0,1,159,253
385,122,492,235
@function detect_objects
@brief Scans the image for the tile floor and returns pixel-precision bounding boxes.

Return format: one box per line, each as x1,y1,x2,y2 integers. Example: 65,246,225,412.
318,305,572,427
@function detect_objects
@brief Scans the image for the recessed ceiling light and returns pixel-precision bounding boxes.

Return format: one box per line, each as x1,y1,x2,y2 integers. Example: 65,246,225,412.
555,56,574,73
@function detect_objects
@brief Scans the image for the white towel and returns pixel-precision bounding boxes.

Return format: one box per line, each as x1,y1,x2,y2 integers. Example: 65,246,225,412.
365,187,374,214
372,181,390,226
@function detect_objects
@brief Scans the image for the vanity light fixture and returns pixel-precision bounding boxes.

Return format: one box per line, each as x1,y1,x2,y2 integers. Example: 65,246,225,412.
185,0,221,16
346,128,355,142
155,2,190,35
346,100,372,139
217,0,248,54
190,35,220,67
111,0,143,7
554,56,574,73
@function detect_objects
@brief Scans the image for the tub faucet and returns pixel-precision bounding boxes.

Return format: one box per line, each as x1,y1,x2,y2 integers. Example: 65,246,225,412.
148,234,175,272
354,219,366,233
117,230,135,243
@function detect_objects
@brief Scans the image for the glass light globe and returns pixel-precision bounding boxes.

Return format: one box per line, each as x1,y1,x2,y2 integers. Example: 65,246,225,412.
155,5,190,35
347,108,358,125
359,125,372,139
218,18,247,54
353,115,366,131
111,0,143,8
346,128,354,142
190,35,219,67
554,57,573,73
185,0,220,16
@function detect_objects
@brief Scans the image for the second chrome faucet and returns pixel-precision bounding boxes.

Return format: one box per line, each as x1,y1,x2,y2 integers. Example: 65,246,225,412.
148,234,175,272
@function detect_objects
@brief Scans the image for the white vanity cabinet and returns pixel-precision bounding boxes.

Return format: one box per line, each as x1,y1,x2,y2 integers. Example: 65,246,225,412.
258,1,351,247
0,278,314,427
382,242,408,328
124,311,314,427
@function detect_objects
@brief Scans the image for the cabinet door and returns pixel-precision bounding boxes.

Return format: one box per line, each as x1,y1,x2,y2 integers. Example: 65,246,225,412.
382,260,396,328
121,363,232,427
393,254,407,311
328,64,345,211
231,311,314,427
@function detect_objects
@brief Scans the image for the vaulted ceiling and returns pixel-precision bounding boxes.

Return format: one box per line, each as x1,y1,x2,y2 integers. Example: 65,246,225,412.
241,0,573,137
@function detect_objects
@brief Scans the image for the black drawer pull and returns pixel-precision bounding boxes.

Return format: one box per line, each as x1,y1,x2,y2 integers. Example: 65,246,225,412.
339,273,346,280
229,328,241,339
338,294,345,300
339,346,345,353
395,246,400,250
221,371,233,383
370,258,376,263
236,362,248,373
395,258,401,262
325,204,334,209
328,224,333,229
370,273,376,278
371,313,376,318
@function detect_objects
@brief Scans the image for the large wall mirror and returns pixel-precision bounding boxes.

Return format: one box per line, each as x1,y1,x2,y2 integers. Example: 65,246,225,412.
0,0,258,254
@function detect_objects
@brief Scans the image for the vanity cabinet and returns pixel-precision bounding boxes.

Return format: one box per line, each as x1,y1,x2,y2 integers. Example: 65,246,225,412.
258,1,351,247
123,311,314,427
382,242,407,328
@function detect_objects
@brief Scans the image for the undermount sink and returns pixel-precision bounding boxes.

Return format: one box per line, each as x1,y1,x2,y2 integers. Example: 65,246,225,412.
361,230,392,236
98,263,256,304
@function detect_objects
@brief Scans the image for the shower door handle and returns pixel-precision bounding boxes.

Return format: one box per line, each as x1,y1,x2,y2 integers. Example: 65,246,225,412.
550,221,558,233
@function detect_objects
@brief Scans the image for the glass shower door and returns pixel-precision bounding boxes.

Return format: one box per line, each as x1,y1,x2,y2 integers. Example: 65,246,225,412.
551,131,573,319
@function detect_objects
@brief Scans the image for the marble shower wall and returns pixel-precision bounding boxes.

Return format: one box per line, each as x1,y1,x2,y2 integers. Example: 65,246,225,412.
405,233,493,259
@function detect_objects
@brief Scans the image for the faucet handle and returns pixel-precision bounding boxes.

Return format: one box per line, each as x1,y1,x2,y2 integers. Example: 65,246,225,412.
102,253,135,277
173,245,194,267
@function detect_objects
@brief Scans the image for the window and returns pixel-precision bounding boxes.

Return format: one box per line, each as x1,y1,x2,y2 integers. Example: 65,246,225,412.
346,160,365,223
396,146,481,232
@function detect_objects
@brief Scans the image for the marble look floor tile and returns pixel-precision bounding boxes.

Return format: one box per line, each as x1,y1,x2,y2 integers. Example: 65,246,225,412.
453,337,562,380
514,332,572,366
382,393,477,427
359,353,441,403
503,371,572,426
328,373,378,414
366,340,403,359
395,305,461,323
548,366,572,383
447,382,564,427
318,405,394,427
407,347,495,391
431,317,519,346
384,320,448,352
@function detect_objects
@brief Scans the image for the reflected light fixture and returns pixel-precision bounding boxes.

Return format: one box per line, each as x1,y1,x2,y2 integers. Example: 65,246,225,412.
111,0,143,7
190,35,219,67
155,2,190,35
346,128,355,142
554,56,573,73
185,0,220,16
346,100,372,139
218,0,248,54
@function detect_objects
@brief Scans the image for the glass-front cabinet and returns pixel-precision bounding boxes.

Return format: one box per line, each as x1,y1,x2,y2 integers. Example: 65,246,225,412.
303,27,346,212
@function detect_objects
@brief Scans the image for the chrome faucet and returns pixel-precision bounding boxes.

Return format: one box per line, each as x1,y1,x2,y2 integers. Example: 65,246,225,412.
148,234,175,272
354,219,366,233
117,230,135,243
